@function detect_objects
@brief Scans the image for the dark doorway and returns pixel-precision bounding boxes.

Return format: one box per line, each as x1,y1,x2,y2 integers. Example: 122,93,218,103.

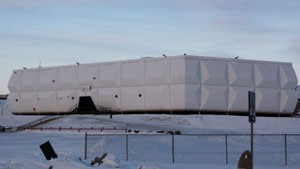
78,96,97,111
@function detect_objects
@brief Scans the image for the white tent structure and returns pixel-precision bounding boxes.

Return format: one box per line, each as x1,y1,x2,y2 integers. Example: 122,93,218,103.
7,55,298,115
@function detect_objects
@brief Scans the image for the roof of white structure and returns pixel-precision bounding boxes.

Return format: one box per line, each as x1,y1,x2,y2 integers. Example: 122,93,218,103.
13,55,293,72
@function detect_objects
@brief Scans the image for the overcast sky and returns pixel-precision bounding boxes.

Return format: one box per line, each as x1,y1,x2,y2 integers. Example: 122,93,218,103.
0,0,300,94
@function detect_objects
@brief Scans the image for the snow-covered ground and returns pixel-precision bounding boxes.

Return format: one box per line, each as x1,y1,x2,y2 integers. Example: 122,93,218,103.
1,109,300,168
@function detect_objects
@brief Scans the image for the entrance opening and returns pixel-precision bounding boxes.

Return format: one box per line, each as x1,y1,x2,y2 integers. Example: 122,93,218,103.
78,96,96,111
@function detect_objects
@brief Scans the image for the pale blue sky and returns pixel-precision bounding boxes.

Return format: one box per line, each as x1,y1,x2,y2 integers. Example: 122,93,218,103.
0,0,300,93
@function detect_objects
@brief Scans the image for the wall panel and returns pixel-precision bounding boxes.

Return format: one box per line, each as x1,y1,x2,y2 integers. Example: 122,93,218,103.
200,85,228,111
8,71,22,93
21,70,38,92
121,62,145,86
56,90,77,112
254,64,280,88
201,60,228,85
256,88,280,112
228,62,254,87
20,92,38,113
8,93,20,113
98,88,120,110
78,64,98,89
145,85,170,110
39,69,58,91
228,87,254,112
280,89,298,113
57,66,77,90
98,63,121,88
38,91,57,112
145,59,170,85
121,87,144,111
279,65,298,89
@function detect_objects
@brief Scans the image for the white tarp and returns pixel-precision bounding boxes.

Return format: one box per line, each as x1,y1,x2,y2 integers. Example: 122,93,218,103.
7,55,299,114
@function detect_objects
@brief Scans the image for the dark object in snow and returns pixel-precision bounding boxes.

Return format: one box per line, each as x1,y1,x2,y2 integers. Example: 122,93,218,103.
49,166,53,169
0,125,6,132
134,130,140,133
157,130,164,133
91,153,107,166
237,150,252,169
167,131,174,135
175,130,181,135
128,129,132,133
40,141,58,160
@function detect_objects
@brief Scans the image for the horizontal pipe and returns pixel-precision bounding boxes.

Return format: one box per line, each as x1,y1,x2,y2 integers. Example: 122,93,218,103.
86,133,300,137
23,127,127,131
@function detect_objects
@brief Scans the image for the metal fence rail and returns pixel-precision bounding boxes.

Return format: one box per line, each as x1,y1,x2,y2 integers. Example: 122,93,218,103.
23,127,127,133
84,133,300,166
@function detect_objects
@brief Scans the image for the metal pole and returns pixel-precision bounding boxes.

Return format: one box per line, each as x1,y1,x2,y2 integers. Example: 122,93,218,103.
84,132,87,160
126,134,128,161
284,134,287,166
225,134,228,165
251,122,253,169
172,134,175,163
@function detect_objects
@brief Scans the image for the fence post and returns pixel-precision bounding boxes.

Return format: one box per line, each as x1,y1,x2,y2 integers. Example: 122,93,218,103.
126,134,128,161
225,134,228,165
172,134,175,163
84,132,87,160
284,134,287,166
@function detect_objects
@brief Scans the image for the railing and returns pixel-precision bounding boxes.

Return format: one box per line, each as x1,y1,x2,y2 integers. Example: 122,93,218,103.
2,116,60,132
23,127,127,133
84,133,300,166
16,116,59,131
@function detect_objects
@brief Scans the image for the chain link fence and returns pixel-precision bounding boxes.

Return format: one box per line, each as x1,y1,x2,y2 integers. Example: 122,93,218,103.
84,133,300,166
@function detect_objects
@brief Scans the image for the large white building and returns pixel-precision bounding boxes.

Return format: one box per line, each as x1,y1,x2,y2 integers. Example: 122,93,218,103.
7,55,298,115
